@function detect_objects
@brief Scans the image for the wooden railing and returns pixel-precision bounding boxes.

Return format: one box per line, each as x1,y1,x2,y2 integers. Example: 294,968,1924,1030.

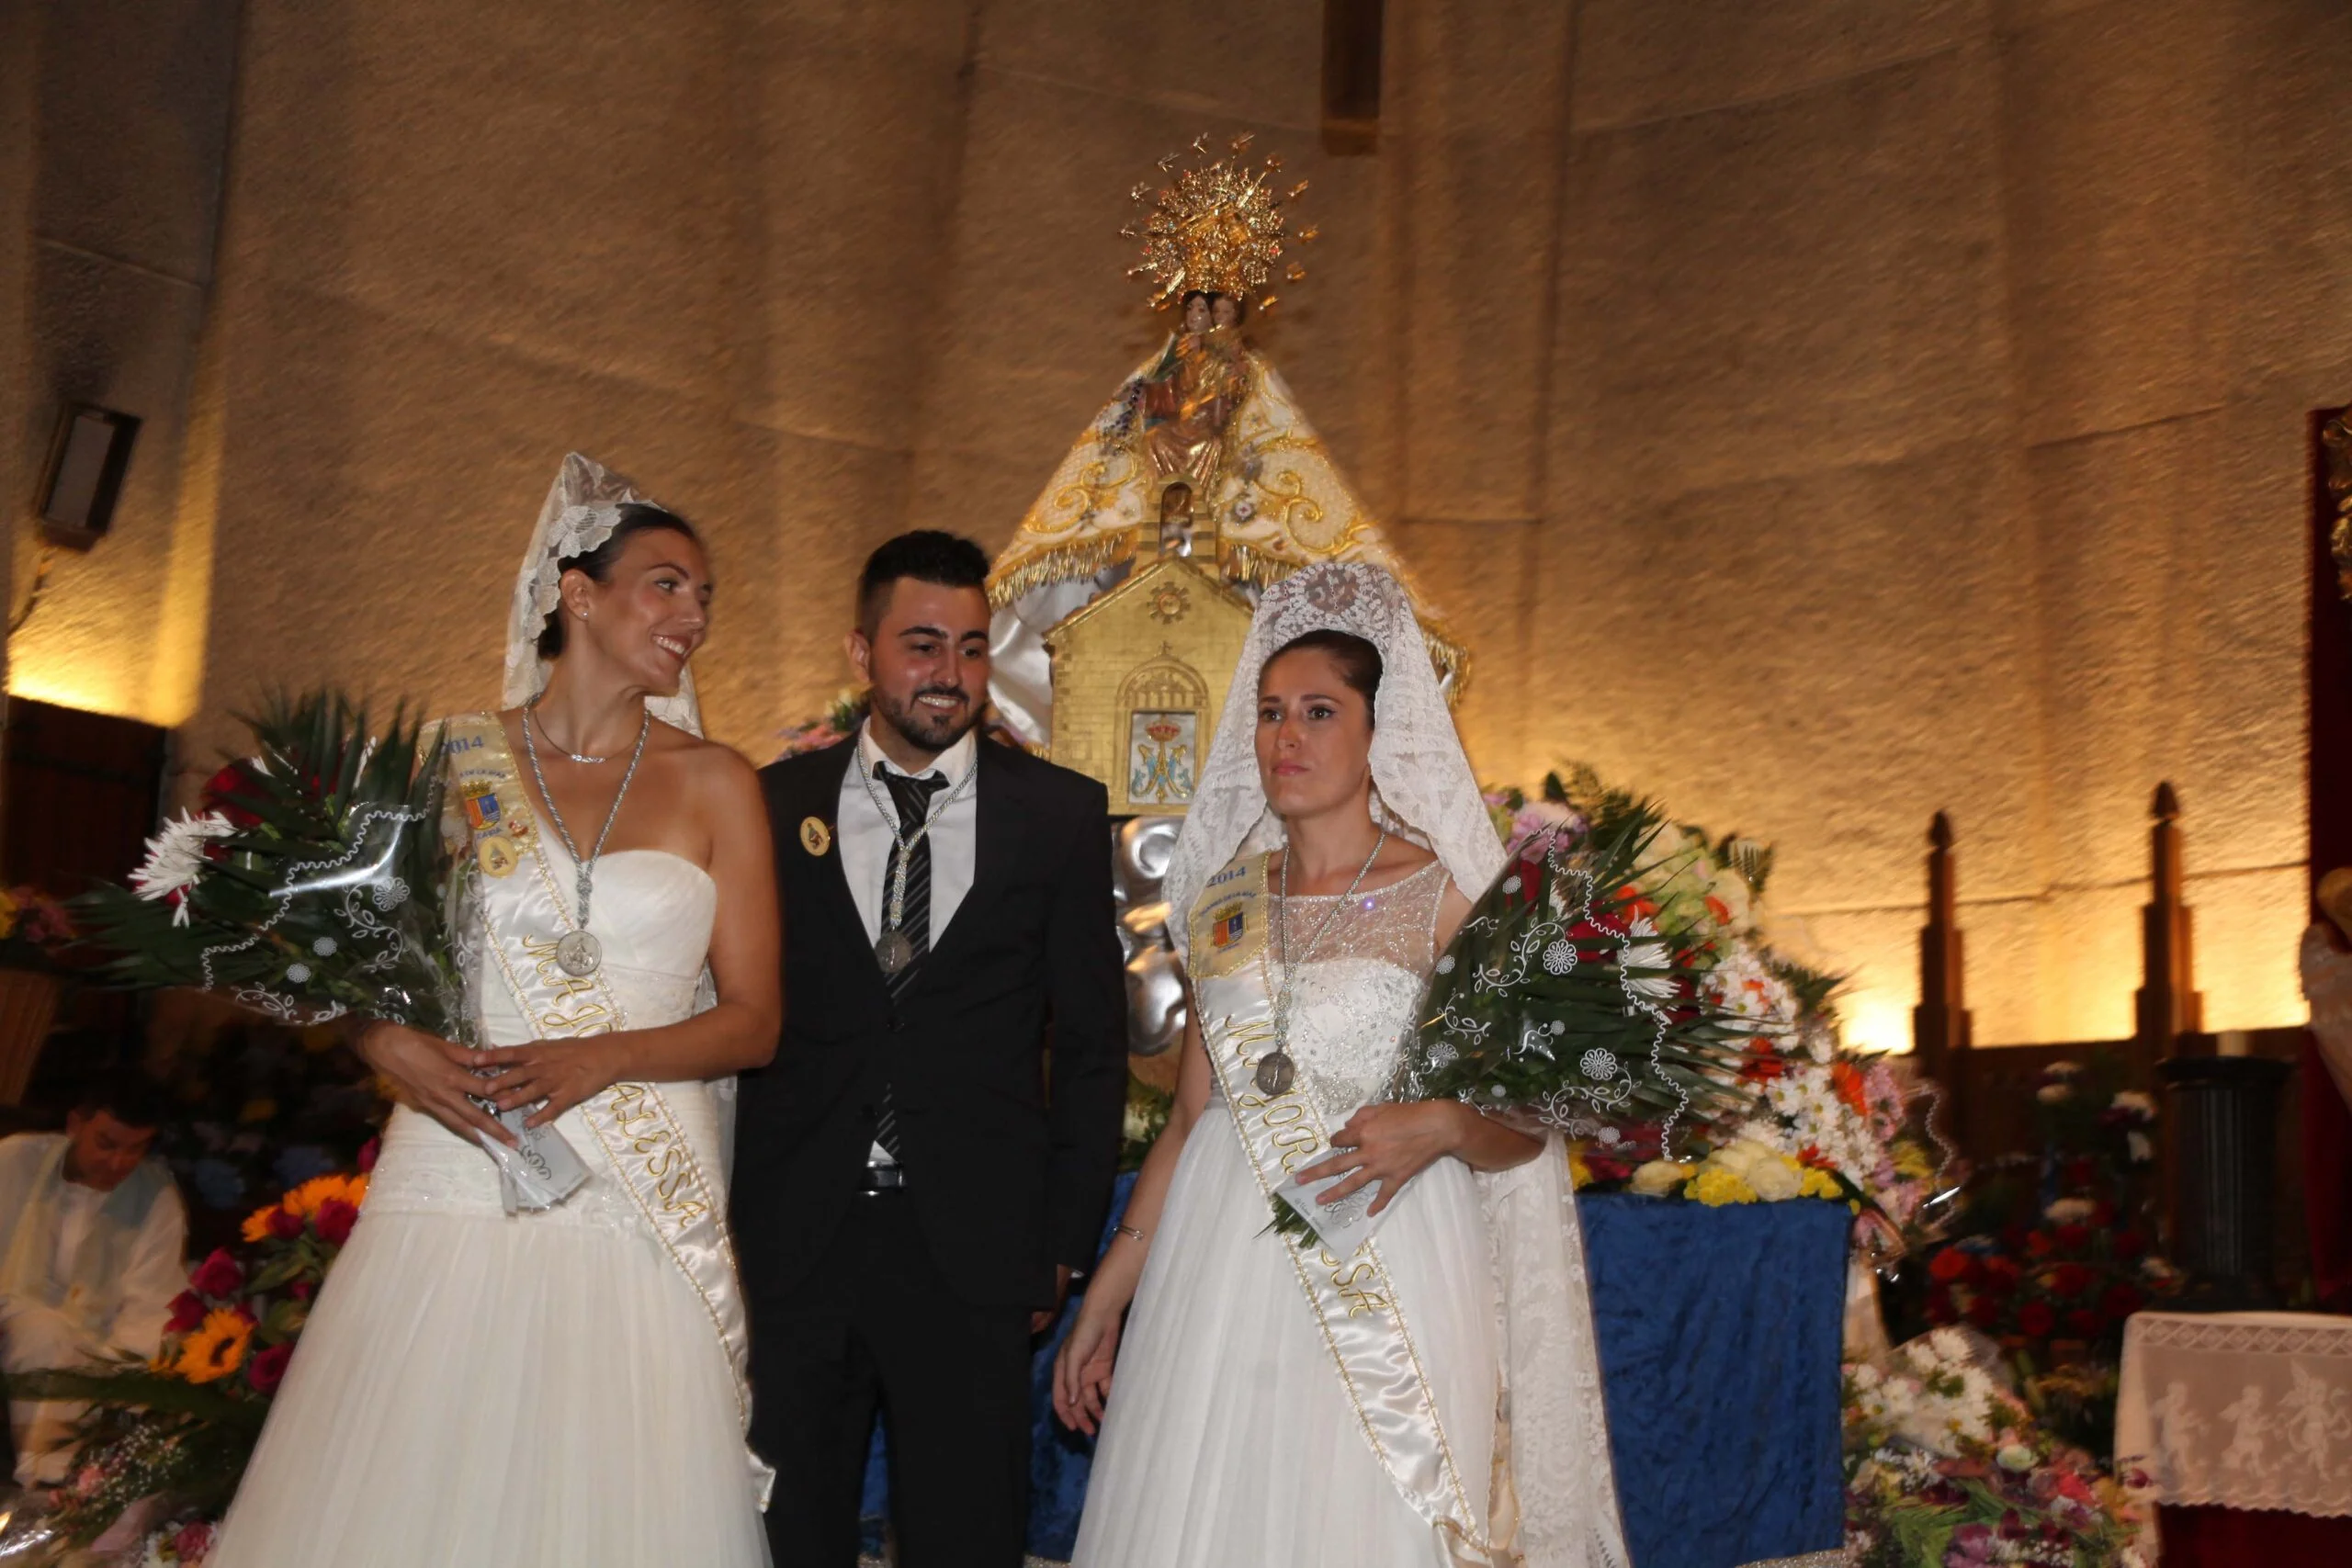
1910,787,2311,1279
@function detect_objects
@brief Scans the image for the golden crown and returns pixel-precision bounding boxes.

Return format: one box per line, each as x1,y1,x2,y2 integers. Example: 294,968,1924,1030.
1123,133,1316,311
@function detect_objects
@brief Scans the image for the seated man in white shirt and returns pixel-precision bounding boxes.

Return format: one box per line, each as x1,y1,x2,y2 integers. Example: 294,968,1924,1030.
0,1068,187,1483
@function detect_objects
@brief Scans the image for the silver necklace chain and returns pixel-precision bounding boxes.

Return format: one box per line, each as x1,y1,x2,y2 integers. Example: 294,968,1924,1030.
520,696,651,968
530,703,612,765
1257,828,1388,1095
856,735,981,940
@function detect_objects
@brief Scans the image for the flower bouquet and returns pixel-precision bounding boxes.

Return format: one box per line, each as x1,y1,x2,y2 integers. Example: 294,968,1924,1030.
74,692,458,1036
1393,773,1797,1150
1843,1328,2146,1568
0,1160,374,1562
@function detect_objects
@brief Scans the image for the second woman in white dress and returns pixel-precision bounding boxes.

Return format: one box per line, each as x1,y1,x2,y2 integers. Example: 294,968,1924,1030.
1055,561,1627,1568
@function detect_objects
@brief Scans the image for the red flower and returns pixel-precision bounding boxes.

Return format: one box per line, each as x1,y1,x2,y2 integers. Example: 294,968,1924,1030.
2018,1300,2056,1337
290,1279,315,1302
189,1247,243,1298
2055,1223,2092,1252
357,1137,380,1173
1981,1257,2022,1296
1965,1295,2002,1329
1929,1247,1977,1283
2102,1282,2144,1319
165,1291,207,1333
313,1199,358,1246
267,1207,305,1240
2092,1199,2118,1226
2066,1308,2103,1338
202,762,267,829
2115,1229,2147,1261
1927,1284,1955,1323
2025,1230,2054,1258
2050,1262,2095,1299
2064,1157,2098,1189
245,1341,293,1394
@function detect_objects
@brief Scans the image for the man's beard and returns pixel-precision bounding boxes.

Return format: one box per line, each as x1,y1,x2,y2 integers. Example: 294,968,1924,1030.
873,685,980,754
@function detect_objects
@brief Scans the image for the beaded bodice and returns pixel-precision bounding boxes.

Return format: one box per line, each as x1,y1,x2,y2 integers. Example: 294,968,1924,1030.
1220,855,1448,1119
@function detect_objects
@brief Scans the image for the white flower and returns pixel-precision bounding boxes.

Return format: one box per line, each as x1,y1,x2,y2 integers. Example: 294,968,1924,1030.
1849,1362,1883,1390
1928,1326,1970,1363
2044,1059,2085,1079
130,810,238,923
1123,1101,1151,1144
2128,1130,2153,1164
2036,1082,2073,1104
1748,1156,1803,1201
2110,1089,2155,1119
1996,1442,2036,1472
2045,1197,2095,1224
1628,1159,1690,1197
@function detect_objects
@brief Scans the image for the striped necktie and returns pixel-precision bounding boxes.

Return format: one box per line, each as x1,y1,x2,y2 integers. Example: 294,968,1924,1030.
874,764,947,1160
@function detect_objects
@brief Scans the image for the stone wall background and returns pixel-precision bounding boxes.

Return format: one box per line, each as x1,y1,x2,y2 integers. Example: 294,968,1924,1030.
4,0,2343,1049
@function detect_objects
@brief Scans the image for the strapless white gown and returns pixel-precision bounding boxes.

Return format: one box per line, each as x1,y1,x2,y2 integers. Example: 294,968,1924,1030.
209,851,767,1568
1074,863,1505,1568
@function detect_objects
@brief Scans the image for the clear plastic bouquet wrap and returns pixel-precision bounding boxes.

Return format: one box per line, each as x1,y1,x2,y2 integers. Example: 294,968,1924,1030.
74,692,584,1210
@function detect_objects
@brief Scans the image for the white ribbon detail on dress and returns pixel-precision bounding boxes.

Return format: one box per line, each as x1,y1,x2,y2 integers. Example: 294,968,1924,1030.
443,713,773,1507
1191,853,1510,1565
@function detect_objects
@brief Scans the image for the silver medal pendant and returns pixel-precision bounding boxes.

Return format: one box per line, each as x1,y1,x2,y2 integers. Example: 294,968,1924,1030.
1254,1051,1296,1097
556,929,603,977
875,928,915,976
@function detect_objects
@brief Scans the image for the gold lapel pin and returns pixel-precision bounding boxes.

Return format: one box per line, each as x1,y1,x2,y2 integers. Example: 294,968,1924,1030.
799,816,832,857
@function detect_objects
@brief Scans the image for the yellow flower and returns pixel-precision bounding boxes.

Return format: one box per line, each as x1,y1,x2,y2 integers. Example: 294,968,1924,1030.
0,887,18,940
1568,1153,1594,1190
1689,1168,1759,1207
285,1173,368,1218
241,1204,281,1245
175,1308,253,1383
1799,1168,1843,1201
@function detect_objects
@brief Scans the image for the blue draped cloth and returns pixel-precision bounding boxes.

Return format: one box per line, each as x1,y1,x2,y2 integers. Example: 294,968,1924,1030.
861,1179,1847,1567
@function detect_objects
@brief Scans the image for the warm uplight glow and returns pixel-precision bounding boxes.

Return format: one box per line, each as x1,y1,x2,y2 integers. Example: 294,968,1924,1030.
1840,989,1915,1058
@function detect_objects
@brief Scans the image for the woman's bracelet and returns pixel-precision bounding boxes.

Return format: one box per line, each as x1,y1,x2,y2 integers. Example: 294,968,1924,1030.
1114,1224,1146,1245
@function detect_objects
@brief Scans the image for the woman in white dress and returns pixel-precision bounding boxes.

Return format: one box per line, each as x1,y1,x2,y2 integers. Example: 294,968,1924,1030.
209,455,778,1567
1055,561,1627,1568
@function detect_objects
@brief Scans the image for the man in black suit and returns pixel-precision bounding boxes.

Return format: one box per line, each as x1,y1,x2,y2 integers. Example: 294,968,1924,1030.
736,531,1126,1568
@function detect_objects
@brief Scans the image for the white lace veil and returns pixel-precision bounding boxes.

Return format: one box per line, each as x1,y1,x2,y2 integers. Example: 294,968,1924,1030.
501,452,704,736
1165,560,1503,960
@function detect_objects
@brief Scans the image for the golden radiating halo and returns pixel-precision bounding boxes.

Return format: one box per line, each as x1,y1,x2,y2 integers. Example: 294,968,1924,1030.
1123,133,1314,310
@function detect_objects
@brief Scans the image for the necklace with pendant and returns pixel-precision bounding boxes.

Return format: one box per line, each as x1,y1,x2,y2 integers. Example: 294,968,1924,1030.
1256,828,1388,1096
856,739,981,976
520,694,652,976
530,704,612,765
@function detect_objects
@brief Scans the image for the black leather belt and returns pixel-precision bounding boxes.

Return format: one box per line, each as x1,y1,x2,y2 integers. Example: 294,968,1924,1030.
859,1164,908,1193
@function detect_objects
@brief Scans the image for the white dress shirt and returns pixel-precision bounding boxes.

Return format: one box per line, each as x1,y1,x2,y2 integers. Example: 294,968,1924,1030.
836,721,982,1167
837,720,981,943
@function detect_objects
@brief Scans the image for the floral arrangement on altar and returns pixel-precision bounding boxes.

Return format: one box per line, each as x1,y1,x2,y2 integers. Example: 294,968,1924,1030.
773,686,868,761
1843,1328,2147,1568
1470,770,1946,1231
1,1157,376,1563
1909,1058,2176,1460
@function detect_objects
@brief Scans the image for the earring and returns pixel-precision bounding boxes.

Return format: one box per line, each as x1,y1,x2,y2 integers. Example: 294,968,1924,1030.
574,609,589,621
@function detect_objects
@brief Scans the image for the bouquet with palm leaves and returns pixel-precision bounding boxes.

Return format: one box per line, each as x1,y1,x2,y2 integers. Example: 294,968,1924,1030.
73,692,460,1038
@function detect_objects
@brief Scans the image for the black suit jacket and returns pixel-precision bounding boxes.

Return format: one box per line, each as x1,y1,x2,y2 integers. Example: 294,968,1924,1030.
733,737,1126,1308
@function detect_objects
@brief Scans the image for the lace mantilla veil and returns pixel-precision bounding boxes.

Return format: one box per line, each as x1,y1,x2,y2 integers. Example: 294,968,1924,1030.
1164,560,1630,1568
503,452,704,736
1164,560,1502,960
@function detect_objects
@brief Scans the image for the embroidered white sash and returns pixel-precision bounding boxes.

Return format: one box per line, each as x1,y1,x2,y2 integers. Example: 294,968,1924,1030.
441,713,770,1504
1189,854,1512,1564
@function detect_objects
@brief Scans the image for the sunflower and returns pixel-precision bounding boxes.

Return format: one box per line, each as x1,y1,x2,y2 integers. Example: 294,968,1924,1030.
175,1307,254,1383
241,1202,284,1245
284,1172,368,1219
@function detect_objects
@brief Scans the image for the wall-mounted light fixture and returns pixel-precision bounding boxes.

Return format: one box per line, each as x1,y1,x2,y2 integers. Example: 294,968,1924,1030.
36,403,140,552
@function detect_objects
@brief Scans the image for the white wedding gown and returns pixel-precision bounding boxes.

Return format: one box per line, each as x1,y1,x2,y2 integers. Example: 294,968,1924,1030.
209,851,767,1567
1074,862,1507,1568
